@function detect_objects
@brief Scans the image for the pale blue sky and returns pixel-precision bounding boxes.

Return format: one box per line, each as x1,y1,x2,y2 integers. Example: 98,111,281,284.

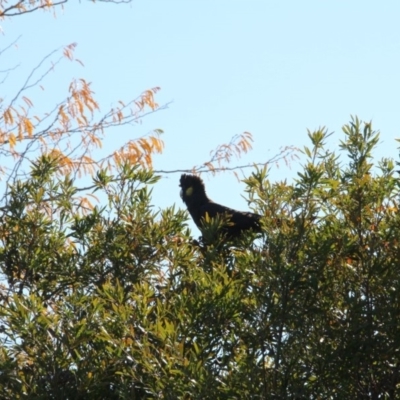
2,1,400,233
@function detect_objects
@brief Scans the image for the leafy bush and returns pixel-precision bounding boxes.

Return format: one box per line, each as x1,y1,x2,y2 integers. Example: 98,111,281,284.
1,118,400,399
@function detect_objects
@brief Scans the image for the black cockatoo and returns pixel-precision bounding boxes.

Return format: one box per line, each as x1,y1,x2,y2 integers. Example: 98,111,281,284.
179,174,261,238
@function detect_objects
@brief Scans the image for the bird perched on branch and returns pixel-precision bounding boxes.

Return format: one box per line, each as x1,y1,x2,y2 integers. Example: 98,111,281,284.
179,174,262,239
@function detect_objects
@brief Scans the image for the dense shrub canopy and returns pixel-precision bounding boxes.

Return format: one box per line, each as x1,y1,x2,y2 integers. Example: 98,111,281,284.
1,118,400,399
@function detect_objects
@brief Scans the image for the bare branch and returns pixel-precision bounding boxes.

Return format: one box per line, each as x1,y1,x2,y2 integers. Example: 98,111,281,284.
0,35,21,57
0,0,67,17
154,146,299,175
0,0,133,18
8,47,65,108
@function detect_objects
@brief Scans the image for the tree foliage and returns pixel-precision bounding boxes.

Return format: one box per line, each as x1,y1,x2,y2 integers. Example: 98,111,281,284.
2,2,399,399
0,36,164,185
1,117,400,399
